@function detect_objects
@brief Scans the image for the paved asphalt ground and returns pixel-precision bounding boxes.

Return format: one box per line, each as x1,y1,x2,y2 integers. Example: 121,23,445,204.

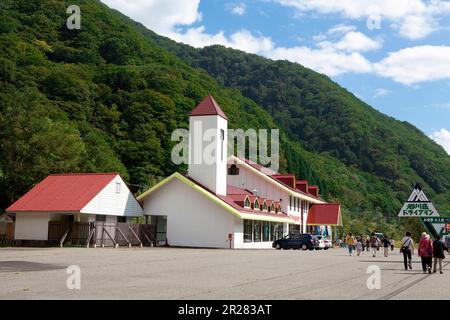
0,247,449,300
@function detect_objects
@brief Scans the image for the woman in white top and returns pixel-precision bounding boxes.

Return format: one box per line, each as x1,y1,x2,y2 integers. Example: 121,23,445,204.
400,231,414,271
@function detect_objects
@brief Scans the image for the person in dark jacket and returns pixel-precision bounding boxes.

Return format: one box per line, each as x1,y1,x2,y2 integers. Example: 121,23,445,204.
433,235,447,274
382,235,391,257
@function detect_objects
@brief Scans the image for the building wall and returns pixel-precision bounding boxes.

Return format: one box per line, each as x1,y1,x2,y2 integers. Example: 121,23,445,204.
227,163,306,219
14,212,51,240
143,178,236,248
81,175,142,217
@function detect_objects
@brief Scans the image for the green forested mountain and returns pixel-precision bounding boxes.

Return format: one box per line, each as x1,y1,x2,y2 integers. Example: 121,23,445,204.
0,0,448,237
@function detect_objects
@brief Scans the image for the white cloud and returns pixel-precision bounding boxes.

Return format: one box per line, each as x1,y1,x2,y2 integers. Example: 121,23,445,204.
273,0,450,40
429,129,450,155
268,47,372,76
317,31,382,52
373,88,392,98
169,27,274,54
228,3,247,16
373,46,450,85
101,0,201,34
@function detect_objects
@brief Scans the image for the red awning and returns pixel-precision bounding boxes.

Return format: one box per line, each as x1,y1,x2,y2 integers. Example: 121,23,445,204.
307,204,342,226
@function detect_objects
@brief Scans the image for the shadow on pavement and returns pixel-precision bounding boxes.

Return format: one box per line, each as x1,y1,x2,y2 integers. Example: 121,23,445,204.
0,261,66,273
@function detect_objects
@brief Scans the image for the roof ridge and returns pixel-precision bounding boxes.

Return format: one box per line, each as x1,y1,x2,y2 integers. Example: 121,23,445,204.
189,94,228,120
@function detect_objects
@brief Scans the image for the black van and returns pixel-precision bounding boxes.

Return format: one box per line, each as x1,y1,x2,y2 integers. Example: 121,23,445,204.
272,233,315,250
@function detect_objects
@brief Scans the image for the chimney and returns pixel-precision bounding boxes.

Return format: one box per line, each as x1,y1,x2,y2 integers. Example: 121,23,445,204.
308,186,319,197
296,180,308,193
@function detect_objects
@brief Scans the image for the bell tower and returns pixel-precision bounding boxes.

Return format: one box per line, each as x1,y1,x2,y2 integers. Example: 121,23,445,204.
188,95,228,195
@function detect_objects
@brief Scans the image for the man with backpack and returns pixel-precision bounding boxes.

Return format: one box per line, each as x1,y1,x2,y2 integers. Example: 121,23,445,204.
370,232,380,257
400,231,414,271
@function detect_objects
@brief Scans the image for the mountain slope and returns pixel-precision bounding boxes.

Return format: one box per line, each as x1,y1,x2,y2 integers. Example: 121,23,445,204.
0,0,448,238
138,30,450,212
0,0,318,210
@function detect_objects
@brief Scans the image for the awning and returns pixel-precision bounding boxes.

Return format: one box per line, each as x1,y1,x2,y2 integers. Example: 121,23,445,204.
307,204,342,226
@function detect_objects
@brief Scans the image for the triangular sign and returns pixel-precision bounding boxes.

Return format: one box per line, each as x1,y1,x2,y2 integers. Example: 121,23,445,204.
407,183,429,202
398,183,439,217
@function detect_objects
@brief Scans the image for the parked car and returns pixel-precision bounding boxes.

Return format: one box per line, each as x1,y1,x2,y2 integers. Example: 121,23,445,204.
323,237,333,250
273,233,315,250
312,235,325,250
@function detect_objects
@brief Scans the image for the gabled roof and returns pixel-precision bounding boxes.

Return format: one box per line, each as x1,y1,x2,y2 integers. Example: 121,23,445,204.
231,156,325,203
307,204,342,226
189,94,228,120
6,173,118,213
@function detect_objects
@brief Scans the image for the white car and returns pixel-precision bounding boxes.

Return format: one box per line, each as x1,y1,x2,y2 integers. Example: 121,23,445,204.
312,235,326,250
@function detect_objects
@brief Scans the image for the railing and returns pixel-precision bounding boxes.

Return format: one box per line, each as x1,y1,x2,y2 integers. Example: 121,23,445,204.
48,221,157,248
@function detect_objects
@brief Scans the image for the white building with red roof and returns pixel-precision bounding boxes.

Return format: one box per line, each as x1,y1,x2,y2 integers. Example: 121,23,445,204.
138,95,341,249
6,173,142,243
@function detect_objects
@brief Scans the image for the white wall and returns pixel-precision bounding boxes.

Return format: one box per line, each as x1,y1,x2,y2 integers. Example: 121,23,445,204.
14,212,51,240
189,115,228,195
143,178,237,248
81,175,142,217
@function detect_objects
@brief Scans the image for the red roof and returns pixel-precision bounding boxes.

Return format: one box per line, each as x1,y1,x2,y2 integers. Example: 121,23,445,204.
189,95,228,120
307,204,341,226
6,173,118,213
235,157,323,201
185,175,291,220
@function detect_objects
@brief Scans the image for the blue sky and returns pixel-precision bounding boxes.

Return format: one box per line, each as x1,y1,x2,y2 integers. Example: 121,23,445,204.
102,0,450,154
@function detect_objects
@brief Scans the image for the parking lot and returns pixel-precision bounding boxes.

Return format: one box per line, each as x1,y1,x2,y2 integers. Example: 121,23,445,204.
0,247,449,300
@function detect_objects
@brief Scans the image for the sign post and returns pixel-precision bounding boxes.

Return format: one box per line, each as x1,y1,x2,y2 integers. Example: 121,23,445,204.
397,183,439,217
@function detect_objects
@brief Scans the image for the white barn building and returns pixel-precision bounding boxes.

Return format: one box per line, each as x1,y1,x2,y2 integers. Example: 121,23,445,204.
139,95,342,249
6,173,142,244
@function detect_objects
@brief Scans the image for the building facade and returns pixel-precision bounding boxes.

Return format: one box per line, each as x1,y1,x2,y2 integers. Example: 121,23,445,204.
139,95,341,249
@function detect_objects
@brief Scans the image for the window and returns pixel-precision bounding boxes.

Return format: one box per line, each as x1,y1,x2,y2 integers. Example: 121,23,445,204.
116,182,121,194
253,221,262,242
262,202,268,211
270,203,275,212
244,197,251,208
263,222,270,241
220,129,225,161
244,220,253,242
117,216,127,223
271,222,284,241
96,215,106,222
228,164,240,175
254,199,260,210
289,196,292,209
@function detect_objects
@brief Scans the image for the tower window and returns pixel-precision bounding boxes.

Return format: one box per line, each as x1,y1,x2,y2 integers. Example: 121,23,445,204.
220,129,225,161
228,164,240,175
116,182,121,194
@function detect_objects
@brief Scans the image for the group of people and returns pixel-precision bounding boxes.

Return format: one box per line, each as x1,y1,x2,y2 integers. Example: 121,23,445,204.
342,231,447,274
343,233,393,258
400,232,447,274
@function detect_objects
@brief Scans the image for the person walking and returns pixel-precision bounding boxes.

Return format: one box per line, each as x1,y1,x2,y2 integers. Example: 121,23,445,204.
365,236,370,253
356,238,363,256
370,233,380,257
390,238,395,251
400,232,414,271
433,235,447,274
418,232,433,274
382,235,390,257
346,233,356,256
